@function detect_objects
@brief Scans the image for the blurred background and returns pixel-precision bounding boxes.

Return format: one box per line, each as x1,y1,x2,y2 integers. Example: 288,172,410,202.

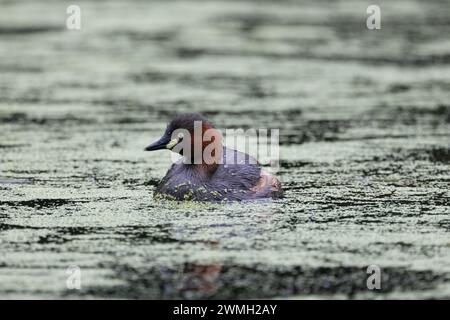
0,0,449,299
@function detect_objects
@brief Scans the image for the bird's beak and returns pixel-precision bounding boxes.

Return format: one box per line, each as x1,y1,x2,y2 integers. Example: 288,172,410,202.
144,136,178,151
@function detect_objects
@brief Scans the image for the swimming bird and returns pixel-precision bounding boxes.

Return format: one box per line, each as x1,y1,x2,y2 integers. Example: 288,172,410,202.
144,113,282,201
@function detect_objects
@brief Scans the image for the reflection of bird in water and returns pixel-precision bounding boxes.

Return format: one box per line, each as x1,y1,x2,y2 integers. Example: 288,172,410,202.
170,210,274,297
180,263,223,295
144,113,282,201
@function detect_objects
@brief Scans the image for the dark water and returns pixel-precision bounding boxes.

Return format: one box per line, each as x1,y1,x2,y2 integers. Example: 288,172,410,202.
0,0,449,299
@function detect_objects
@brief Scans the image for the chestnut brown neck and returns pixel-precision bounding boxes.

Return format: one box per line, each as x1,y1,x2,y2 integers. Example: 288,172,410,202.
188,124,223,175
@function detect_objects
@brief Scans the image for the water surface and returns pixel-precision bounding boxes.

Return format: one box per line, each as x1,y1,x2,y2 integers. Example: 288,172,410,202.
0,0,449,299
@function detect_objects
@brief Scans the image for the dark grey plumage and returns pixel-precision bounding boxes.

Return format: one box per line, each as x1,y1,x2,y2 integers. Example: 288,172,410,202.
165,113,212,134
155,147,280,201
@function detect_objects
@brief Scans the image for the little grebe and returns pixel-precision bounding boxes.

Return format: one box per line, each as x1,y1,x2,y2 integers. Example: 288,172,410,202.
145,113,282,201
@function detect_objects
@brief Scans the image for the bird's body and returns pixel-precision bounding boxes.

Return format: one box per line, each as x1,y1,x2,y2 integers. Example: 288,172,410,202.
155,147,282,201
145,113,282,202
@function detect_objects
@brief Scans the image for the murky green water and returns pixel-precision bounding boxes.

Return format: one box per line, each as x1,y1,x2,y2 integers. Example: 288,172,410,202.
0,0,449,299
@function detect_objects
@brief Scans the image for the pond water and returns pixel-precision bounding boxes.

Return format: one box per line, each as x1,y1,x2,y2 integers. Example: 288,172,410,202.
0,0,449,299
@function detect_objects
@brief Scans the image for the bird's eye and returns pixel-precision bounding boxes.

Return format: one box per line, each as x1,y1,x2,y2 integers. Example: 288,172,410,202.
177,132,184,139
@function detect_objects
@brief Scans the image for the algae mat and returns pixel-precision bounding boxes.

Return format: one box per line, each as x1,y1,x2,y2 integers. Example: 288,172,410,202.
0,0,449,299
